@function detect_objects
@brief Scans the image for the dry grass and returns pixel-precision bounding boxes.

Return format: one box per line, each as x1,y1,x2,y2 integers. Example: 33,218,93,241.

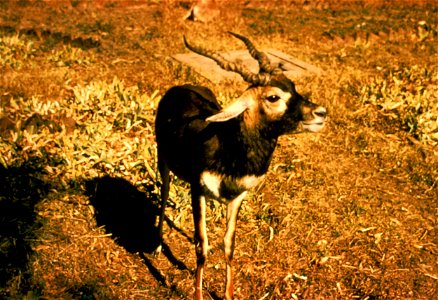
0,0,437,299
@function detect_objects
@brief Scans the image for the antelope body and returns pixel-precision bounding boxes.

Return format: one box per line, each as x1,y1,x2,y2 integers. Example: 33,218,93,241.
155,32,327,299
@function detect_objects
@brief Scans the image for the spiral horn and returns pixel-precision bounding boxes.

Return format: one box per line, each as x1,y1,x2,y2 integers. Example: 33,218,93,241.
227,32,281,75
183,36,271,86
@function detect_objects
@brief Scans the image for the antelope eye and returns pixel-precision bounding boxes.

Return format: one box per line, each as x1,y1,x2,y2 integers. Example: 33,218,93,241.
266,95,280,102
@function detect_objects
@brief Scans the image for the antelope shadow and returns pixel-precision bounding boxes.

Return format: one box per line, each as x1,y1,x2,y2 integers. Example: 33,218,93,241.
84,177,191,281
84,176,222,299
84,176,161,254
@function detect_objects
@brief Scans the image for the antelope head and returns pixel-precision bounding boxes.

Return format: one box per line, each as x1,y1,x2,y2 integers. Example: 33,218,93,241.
184,32,327,135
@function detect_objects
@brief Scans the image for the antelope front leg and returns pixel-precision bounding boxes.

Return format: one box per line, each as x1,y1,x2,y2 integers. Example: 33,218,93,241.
192,186,208,300
223,191,247,300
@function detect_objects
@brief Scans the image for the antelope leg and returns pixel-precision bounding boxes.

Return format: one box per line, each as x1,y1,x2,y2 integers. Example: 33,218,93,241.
224,191,247,300
192,186,208,300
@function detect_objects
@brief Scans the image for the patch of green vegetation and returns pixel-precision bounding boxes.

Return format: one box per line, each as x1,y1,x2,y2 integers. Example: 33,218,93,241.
360,66,438,146
0,33,35,69
47,45,95,66
1,77,159,188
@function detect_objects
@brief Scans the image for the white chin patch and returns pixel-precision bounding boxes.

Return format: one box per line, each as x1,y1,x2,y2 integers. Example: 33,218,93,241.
302,122,325,132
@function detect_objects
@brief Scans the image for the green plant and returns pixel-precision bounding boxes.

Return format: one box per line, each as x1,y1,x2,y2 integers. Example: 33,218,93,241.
0,33,35,69
1,77,160,185
360,66,438,146
47,45,95,66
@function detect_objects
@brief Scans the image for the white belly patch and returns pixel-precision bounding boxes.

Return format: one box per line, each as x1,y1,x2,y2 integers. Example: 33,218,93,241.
200,171,264,199
200,171,223,198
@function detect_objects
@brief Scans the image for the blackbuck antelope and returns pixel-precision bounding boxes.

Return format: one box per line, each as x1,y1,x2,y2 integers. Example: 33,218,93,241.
155,32,327,300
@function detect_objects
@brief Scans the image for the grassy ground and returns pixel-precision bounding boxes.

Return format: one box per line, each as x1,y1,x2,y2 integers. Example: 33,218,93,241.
0,0,437,299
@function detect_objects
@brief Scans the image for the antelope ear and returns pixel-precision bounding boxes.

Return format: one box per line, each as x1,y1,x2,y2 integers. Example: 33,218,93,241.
206,97,250,122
